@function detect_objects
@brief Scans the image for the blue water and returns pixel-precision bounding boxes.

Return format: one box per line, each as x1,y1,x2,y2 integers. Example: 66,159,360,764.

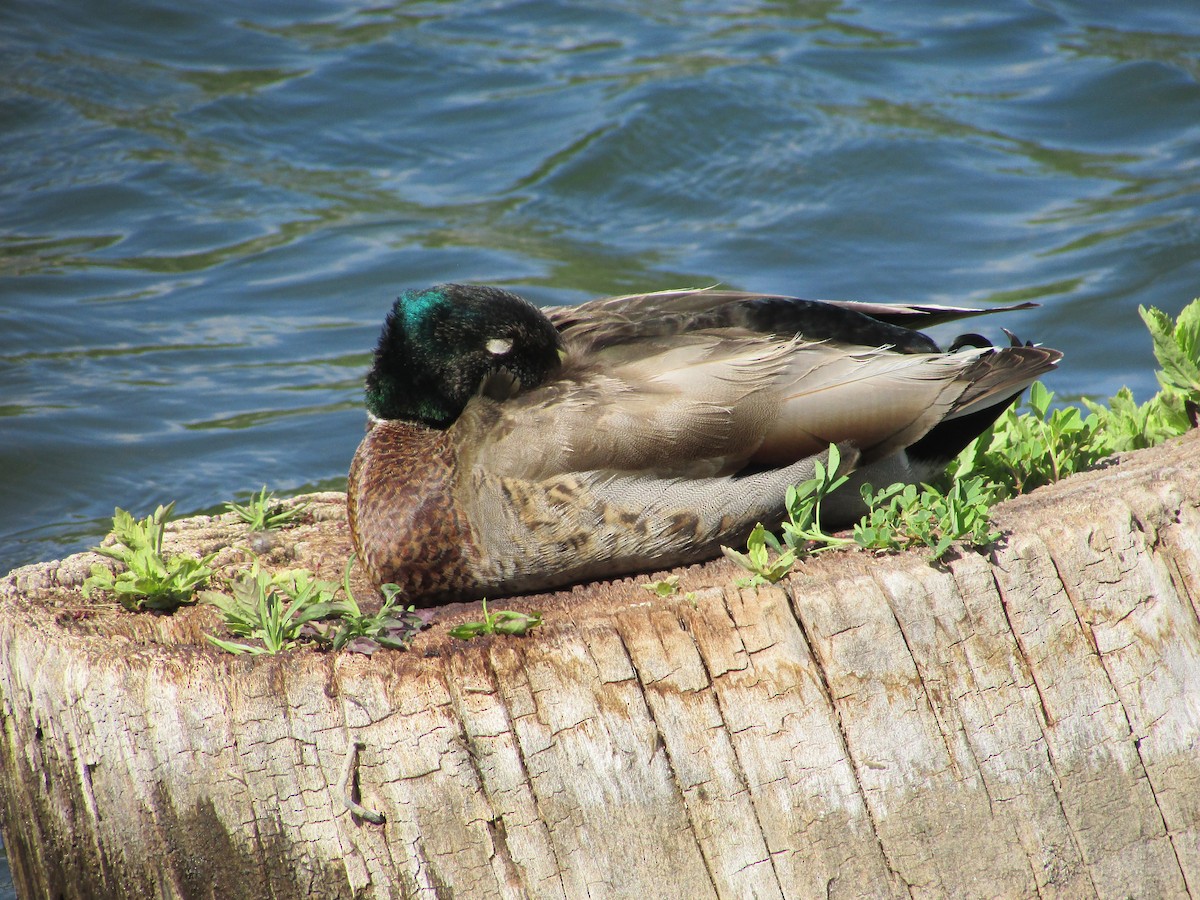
4,1,1200,569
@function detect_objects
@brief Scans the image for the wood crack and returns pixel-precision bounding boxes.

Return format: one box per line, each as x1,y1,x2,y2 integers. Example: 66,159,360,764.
608,624,724,900
677,596,787,899
990,565,1103,898
783,583,914,898
477,650,570,899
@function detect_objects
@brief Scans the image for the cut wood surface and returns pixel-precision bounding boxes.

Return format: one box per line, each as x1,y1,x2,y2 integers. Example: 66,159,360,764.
1,432,1198,899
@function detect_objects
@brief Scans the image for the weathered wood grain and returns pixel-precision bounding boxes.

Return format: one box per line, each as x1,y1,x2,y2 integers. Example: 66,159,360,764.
1,431,1198,899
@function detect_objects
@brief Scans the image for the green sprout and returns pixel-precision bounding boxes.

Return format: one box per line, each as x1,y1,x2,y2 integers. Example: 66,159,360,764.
83,503,215,611
643,575,698,606
1073,303,1200,454
854,476,1002,562
200,565,344,655
448,599,543,640
779,444,857,552
951,382,1106,497
722,523,798,587
954,298,1200,497
1141,301,1200,402
1081,386,1191,455
642,575,681,597
225,485,309,531
305,560,425,654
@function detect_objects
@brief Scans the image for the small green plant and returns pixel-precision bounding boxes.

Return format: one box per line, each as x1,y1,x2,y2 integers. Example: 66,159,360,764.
1074,304,1200,453
448,599,543,640
1141,301,1200,402
644,576,698,606
83,503,215,611
1081,387,1189,454
954,298,1200,496
642,575,681,597
305,561,424,654
201,566,344,655
727,460,1000,574
722,523,798,587
722,446,860,585
854,476,1001,561
779,444,857,552
226,485,308,531
952,382,1106,497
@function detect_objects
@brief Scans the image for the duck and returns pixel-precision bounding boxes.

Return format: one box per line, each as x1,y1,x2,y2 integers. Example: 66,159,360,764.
347,283,1061,605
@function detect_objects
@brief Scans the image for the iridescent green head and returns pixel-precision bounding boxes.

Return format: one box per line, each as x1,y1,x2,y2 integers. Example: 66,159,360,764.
365,284,564,427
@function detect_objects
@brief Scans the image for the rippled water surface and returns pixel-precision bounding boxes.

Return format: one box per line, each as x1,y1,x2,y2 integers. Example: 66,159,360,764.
3,0,1200,579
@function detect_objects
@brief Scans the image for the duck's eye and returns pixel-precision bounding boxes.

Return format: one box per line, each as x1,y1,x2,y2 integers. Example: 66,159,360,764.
486,336,514,355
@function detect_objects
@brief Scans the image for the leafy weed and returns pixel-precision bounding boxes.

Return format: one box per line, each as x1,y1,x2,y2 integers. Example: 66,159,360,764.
854,476,1001,561
642,575,681,597
448,599,542,640
200,566,344,655
83,503,215,611
226,485,309,531
305,560,425,654
722,523,797,587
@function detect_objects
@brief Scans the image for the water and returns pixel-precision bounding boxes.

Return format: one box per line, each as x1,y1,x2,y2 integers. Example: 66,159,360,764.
4,1,1200,577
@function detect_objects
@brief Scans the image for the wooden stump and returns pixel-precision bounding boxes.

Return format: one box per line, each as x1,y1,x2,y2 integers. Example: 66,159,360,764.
1,432,1198,899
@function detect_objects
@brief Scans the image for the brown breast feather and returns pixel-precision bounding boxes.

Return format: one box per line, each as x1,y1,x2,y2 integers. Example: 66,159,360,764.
348,421,475,603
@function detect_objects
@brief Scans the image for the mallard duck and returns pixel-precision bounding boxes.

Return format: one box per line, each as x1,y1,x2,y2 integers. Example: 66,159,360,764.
348,284,1060,605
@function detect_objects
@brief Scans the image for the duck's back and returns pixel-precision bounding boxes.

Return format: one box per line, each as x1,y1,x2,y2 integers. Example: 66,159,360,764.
471,289,1059,482
544,288,944,355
